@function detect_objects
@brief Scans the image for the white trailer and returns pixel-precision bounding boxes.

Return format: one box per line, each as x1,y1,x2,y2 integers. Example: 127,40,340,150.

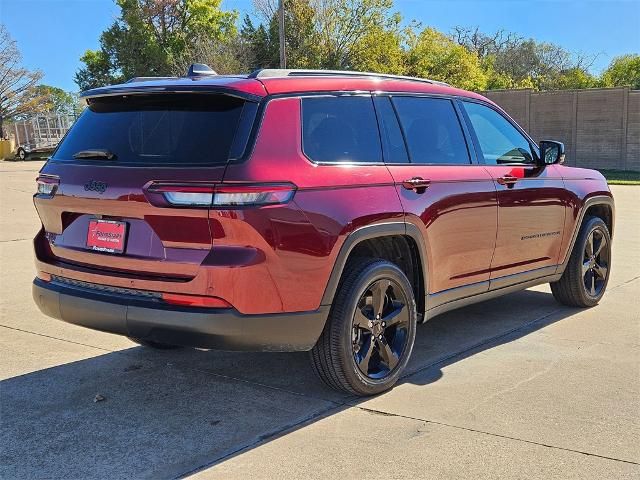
12,114,75,160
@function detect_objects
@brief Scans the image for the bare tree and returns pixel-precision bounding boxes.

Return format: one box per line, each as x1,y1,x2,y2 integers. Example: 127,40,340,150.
170,35,252,75
451,26,522,58
0,25,47,138
312,0,398,69
253,0,279,24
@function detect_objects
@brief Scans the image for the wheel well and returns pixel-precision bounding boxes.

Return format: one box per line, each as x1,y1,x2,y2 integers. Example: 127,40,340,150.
584,203,613,237
348,235,425,316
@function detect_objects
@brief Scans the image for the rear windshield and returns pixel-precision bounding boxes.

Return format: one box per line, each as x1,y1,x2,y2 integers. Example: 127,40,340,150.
52,94,249,166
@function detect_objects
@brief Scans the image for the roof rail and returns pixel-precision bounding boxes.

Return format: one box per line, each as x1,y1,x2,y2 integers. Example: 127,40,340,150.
126,76,176,83
247,69,449,86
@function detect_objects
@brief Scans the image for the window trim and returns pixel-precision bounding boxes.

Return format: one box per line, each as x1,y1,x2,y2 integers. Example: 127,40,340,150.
457,98,541,166
372,93,476,167
299,93,386,166
372,96,410,165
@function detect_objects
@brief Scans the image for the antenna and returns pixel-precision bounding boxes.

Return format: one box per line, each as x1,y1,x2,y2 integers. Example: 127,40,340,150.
187,63,218,77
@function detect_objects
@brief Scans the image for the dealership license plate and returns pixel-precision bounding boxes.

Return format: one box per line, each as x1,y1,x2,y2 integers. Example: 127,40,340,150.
86,219,127,253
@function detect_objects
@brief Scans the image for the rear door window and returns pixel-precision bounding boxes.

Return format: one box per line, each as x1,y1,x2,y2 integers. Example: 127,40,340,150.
52,94,250,165
301,96,382,163
392,96,471,165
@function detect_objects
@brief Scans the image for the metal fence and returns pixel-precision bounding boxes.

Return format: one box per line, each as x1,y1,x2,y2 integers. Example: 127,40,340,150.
482,87,640,172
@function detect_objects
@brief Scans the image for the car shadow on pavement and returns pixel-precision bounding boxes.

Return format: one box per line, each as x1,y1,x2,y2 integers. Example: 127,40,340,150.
0,289,581,479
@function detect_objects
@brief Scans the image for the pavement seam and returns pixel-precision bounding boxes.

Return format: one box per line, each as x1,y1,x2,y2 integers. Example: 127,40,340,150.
0,324,115,353
170,363,349,405
609,274,640,290
175,402,344,479
400,276,640,384
0,238,32,243
355,406,640,466
400,307,566,381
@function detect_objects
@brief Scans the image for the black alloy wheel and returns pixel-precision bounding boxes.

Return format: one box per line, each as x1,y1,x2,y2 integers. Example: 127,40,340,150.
310,258,417,396
351,278,411,379
582,227,609,298
551,216,611,307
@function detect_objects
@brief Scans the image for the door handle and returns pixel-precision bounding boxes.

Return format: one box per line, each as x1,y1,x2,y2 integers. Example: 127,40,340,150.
402,177,431,192
497,175,519,188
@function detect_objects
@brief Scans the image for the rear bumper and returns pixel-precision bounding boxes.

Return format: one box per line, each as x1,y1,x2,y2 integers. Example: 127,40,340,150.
32,278,328,352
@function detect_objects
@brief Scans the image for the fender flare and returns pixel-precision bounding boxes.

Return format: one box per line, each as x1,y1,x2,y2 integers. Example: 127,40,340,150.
319,222,429,307
557,194,615,273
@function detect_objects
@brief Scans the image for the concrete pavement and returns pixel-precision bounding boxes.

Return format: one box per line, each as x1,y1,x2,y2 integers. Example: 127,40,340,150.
0,160,638,479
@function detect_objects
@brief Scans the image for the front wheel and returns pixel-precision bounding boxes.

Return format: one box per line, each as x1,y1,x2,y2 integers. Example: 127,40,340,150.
310,258,417,396
551,216,611,307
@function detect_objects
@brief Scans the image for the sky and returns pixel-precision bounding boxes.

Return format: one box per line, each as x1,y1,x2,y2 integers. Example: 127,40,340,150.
1,0,638,92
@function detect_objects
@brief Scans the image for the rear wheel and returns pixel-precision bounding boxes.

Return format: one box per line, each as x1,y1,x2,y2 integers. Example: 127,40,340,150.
127,337,182,350
16,147,27,161
551,216,611,307
310,258,417,396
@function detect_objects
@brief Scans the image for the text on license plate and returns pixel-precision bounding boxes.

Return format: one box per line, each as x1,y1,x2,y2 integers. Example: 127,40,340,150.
87,219,127,253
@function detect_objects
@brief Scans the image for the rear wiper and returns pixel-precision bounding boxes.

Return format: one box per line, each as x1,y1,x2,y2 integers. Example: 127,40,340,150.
72,149,116,160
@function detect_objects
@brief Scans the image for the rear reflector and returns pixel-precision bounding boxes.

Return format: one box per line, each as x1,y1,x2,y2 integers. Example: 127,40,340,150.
147,183,296,207
36,271,52,282
162,293,232,308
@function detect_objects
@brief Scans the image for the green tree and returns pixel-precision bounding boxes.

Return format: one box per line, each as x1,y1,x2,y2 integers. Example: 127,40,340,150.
240,15,273,69
349,21,405,74
452,26,599,91
75,0,238,90
33,86,81,116
601,54,640,89
248,0,322,69
314,0,399,69
406,28,487,90
250,0,404,72
551,68,597,90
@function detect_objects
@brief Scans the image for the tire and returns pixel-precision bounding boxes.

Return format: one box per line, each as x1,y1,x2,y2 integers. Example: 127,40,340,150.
551,216,611,307
310,257,417,396
17,147,27,161
127,337,182,350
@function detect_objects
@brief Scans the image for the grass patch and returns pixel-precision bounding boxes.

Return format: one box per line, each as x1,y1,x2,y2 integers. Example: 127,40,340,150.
597,169,640,185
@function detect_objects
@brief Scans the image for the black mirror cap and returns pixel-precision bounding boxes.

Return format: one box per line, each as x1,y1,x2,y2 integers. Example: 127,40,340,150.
539,140,565,165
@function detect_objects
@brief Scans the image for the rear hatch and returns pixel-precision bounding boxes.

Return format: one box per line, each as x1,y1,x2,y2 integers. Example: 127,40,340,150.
34,91,258,280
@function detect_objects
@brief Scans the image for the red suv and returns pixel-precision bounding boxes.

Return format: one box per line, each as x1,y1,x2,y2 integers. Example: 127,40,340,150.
32,66,614,395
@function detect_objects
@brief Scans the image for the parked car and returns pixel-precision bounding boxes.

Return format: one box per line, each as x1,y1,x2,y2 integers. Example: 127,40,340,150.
32,66,614,395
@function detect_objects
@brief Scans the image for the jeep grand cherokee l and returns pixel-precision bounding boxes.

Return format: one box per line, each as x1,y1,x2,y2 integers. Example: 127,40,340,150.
32,66,614,395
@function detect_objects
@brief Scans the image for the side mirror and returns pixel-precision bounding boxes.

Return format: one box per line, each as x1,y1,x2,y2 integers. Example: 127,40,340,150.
539,140,565,165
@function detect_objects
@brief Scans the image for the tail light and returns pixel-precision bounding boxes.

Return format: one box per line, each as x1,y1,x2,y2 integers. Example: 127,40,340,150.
147,183,296,208
36,175,60,197
162,293,231,308
212,184,296,207
148,184,216,207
